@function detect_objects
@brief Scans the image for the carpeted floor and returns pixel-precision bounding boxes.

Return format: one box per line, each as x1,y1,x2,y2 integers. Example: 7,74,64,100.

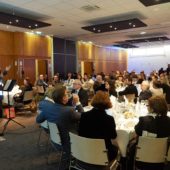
0,113,59,170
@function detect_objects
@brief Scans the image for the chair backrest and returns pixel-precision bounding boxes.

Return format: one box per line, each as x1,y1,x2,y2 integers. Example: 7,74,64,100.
23,90,34,102
40,120,48,129
116,130,130,157
48,121,61,145
136,136,168,163
37,86,45,94
167,145,170,161
69,132,109,166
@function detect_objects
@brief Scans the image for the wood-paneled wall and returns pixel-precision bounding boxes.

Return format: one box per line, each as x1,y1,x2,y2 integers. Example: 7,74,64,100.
0,30,52,84
77,41,128,75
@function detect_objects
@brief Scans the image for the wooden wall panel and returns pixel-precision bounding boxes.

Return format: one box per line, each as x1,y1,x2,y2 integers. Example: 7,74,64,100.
77,41,128,74
23,59,36,84
0,30,14,55
14,32,52,58
14,32,24,55
84,62,93,75
0,30,52,85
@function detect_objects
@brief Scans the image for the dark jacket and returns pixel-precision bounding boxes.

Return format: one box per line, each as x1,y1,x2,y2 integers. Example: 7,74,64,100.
71,88,89,107
119,84,138,97
36,99,84,155
139,90,152,102
135,115,170,137
78,108,117,161
161,84,170,104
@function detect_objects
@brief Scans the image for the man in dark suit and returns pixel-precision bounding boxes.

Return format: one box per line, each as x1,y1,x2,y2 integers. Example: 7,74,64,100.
71,79,89,107
119,77,138,98
139,80,152,102
36,85,83,170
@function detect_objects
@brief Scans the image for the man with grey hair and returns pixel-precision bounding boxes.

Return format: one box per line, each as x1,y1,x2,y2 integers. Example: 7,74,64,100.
139,80,152,102
71,79,89,107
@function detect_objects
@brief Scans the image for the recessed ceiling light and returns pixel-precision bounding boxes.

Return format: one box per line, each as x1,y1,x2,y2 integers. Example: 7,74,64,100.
9,21,12,24
35,24,38,27
93,27,96,31
28,25,31,28
129,22,132,25
97,30,101,32
109,25,113,28
133,24,136,27
114,27,117,30
15,19,19,23
140,31,146,35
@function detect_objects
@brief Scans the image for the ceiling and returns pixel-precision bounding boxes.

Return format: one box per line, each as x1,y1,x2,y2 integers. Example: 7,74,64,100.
0,0,170,47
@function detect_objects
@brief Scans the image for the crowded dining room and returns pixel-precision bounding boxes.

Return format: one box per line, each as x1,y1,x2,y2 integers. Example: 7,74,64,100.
0,0,170,170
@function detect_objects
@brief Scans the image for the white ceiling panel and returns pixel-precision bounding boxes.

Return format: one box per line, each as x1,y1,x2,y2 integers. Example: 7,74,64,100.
0,0,170,46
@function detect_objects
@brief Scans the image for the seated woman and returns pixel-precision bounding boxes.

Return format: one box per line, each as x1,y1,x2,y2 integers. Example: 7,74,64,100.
134,96,170,170
78,91,118,169
14,77,32,103
135,95,170,137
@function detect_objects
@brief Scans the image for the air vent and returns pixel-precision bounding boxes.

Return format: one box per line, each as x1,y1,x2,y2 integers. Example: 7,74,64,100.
80,5,100,12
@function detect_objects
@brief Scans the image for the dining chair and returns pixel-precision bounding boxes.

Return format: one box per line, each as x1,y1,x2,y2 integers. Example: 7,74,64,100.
69,132,120,170
14,90,35,114
23,90,34,103
37,120,49,149
47,121,63,169
116,129,130,157
167,144,170,162
135,136,168,170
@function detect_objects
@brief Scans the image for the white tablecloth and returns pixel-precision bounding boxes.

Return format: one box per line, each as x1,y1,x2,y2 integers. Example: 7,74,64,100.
84,101,170,157
2,85,22,105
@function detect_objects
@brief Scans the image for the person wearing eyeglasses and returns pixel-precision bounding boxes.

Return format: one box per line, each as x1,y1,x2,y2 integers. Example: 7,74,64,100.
71,79,89,107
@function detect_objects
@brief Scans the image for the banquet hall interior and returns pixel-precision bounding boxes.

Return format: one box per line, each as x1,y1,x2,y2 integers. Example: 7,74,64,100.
0,0,170,170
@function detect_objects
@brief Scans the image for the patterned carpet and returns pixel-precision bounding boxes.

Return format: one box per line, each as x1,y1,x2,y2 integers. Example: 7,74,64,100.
0,113,59,170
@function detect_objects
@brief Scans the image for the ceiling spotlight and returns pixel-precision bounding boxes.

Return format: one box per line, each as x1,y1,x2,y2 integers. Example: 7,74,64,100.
0,12,51,30
109,25,113,28
114,27,117,30
133,24,136,27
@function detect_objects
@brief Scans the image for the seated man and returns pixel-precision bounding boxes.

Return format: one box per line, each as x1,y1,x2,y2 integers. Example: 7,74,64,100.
71,79,89,107
14,77,33,104
119,77,138,102
35,74,48,94
139,80,152,102
36,85,84,170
